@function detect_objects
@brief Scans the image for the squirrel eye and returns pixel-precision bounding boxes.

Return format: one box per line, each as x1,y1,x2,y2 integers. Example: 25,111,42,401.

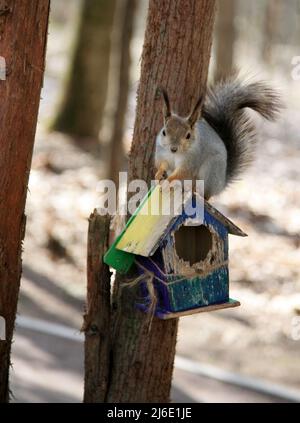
162,129,166,136
186,133,191,139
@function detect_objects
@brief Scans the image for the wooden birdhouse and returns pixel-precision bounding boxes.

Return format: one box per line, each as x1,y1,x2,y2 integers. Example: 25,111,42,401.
104,185,246,319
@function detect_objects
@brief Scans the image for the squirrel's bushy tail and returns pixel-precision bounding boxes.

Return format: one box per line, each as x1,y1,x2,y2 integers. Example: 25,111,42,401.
202,76,282,183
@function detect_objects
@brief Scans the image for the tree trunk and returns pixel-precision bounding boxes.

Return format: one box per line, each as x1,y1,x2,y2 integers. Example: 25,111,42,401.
109,0,137,185
0,0,50,402
262,0,281,65
52,0,116,140
106,0,216,403
214,0,236,82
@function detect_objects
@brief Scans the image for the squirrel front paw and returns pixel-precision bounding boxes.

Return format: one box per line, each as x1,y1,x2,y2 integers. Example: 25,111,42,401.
155,170,168,182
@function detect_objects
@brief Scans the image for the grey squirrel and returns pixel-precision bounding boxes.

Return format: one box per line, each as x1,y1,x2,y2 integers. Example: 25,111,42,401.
155,77,282,199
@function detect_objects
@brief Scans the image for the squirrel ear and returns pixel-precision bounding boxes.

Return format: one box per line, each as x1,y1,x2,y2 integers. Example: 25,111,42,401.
188,95,204,127
157,87,171,122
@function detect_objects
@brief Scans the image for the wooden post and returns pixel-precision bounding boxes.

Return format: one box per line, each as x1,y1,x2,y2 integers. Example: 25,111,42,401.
83,212,111,403
0,0,50,402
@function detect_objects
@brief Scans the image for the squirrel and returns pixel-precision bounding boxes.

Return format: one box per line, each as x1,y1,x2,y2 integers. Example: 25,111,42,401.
155,76,282,199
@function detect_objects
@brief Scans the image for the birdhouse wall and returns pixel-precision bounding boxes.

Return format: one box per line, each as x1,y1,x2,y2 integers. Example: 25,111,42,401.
160,208,229,277
164,267,229,311
136,254,229,313
135,203,231,315
136,230,229,314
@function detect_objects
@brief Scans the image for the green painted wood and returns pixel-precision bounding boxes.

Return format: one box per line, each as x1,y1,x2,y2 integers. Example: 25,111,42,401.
103,186,155,272
103,233,135,273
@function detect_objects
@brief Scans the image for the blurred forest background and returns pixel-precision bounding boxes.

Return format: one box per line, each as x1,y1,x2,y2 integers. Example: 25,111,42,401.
11,0,300,402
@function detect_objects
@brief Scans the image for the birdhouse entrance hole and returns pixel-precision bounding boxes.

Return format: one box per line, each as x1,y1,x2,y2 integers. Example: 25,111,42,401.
174,224,213,265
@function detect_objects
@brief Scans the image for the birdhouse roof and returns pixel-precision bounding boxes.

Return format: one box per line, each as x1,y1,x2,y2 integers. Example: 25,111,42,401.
202,200,246,237
104,185,246,271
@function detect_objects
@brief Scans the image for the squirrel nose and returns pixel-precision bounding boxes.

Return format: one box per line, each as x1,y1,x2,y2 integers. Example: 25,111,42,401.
170,147,178,153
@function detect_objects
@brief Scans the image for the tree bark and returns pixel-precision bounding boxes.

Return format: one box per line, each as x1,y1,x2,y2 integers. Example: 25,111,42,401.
106,0,216,403
214,0,236,82
52,0,116,140
262,0,281,65
83,212,111,403
0,0,50,402
109,0,137,185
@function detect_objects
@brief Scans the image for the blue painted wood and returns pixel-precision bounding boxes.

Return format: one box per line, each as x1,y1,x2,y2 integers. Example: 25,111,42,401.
136,255,173,311
166,266,229,311
136,260,229,313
